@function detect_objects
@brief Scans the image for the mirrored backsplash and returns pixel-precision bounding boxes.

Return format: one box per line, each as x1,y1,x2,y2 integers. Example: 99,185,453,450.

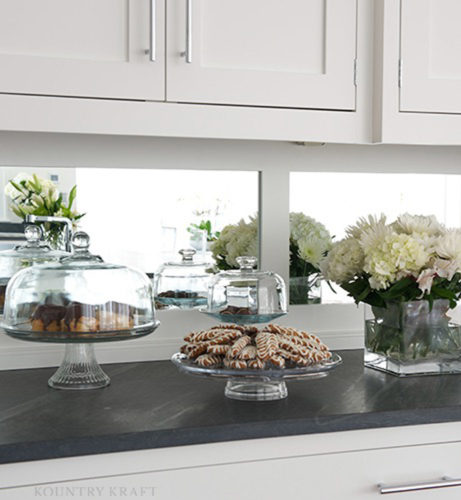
290,172,461,305
0,167,259,274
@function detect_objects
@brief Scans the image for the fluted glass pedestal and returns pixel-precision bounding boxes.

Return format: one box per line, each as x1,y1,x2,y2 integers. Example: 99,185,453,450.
48,344,110,390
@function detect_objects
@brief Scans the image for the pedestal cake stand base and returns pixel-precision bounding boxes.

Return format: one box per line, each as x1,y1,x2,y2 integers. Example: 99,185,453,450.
48,344,110,390
225,379,288,401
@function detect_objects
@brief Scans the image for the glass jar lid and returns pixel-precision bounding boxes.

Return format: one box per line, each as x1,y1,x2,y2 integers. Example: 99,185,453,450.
203,256,287,324
2,231,158,341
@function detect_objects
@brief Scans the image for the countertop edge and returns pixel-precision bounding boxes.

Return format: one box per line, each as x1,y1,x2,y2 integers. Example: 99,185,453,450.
3,406,461,465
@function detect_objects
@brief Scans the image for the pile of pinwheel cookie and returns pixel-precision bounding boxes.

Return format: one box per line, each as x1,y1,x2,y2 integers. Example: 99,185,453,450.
180,323,332,370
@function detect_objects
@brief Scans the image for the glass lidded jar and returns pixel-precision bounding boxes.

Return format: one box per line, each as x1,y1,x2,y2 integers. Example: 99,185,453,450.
0,225,68,314
203,256,287,324
154,249,211,310
2,231,159,390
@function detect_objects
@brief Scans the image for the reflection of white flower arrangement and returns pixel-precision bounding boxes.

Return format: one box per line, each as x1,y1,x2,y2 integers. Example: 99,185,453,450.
5,173,84,249
322,213,461,308
211,213,332,274
290,212,332,275
211,216,258,270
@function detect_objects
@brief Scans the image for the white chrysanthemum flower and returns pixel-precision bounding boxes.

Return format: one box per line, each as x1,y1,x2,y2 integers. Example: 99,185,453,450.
364,233,430,290
290,212,332,268
320,238,364,284
346,214,387,239
393,213,444,237
435,229,461,263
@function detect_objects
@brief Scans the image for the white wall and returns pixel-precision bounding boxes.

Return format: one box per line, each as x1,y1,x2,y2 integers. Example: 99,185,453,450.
0,131,461,369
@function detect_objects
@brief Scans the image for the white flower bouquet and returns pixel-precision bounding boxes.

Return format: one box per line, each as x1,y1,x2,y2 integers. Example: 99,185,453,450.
5,173,84,249
322,213,461,308
322,213,461,372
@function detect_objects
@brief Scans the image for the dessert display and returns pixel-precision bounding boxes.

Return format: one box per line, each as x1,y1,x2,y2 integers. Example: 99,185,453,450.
201,256,287,324
172,322,341,401
0,225,68,315
154,249,211,310
180,323,332,370
2,231,159,390
30,300,135,333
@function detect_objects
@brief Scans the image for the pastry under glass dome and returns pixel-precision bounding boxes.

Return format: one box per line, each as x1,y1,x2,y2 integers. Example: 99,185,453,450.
2,231,159,390
154,249,211,309
201,256,287,324
0,225,68,315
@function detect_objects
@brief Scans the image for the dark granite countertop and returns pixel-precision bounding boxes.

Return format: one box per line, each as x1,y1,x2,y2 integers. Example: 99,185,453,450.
1,349,461,465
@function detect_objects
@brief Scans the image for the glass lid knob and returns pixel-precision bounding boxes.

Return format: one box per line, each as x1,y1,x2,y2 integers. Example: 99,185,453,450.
24,224,43,245
72,231,90,253
236,256,257,270
179,248,196,262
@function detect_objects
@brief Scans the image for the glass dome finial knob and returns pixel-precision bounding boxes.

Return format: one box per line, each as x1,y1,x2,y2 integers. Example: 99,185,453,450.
236,256,257,270
24,224,42,243
179,248,196,262
72,231,90,251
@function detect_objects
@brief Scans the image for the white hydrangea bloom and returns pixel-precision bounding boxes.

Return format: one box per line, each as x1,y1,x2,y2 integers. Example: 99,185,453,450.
364,233,431,290
320,237,364,284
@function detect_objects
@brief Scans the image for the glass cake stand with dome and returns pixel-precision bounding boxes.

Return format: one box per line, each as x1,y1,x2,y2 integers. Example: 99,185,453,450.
2,232,159,390
154,248,212,310
200,256,287,325
0,225,68,315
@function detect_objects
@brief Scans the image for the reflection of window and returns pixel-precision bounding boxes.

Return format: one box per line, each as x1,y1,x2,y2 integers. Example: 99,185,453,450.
290,172,461,304
76,169,259,273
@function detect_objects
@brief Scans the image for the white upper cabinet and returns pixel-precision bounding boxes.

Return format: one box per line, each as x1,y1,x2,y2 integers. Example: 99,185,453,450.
0,0,165,100
166,0,357,110
400,0,461,114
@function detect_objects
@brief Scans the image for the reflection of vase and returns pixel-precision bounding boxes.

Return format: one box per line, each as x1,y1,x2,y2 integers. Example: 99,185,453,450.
41,224,67,251
364,300,461,376
289,274,322,305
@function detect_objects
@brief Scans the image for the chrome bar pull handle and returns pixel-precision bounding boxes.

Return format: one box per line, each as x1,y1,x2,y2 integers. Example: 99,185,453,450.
149,0,156,62
185,0,192,63
379,477,461,494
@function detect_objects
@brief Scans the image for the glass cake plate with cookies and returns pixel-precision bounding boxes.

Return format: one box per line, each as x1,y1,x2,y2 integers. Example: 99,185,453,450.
199,256,288,325
2,232,159,390
171,323,342,401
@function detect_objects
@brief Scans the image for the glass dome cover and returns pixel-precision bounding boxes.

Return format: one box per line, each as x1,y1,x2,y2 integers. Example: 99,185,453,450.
202,256,287,324
0,225,68,314
154,248,211,309
2,231,158,342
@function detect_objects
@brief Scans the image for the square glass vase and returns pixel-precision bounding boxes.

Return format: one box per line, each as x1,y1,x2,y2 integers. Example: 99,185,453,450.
364,300,461,376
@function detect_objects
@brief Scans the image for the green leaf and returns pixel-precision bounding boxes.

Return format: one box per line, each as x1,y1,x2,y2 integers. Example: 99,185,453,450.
67,185,77,209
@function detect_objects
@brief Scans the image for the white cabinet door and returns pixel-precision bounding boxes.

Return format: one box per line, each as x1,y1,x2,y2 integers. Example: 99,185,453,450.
0,0,165,100
167,0,357,110
400,0,461,113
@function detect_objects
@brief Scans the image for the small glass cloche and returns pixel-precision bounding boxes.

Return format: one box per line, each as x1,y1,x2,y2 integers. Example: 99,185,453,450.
2,231,159,390
0,225,68,314
154,249,211,309
202,256,287,324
